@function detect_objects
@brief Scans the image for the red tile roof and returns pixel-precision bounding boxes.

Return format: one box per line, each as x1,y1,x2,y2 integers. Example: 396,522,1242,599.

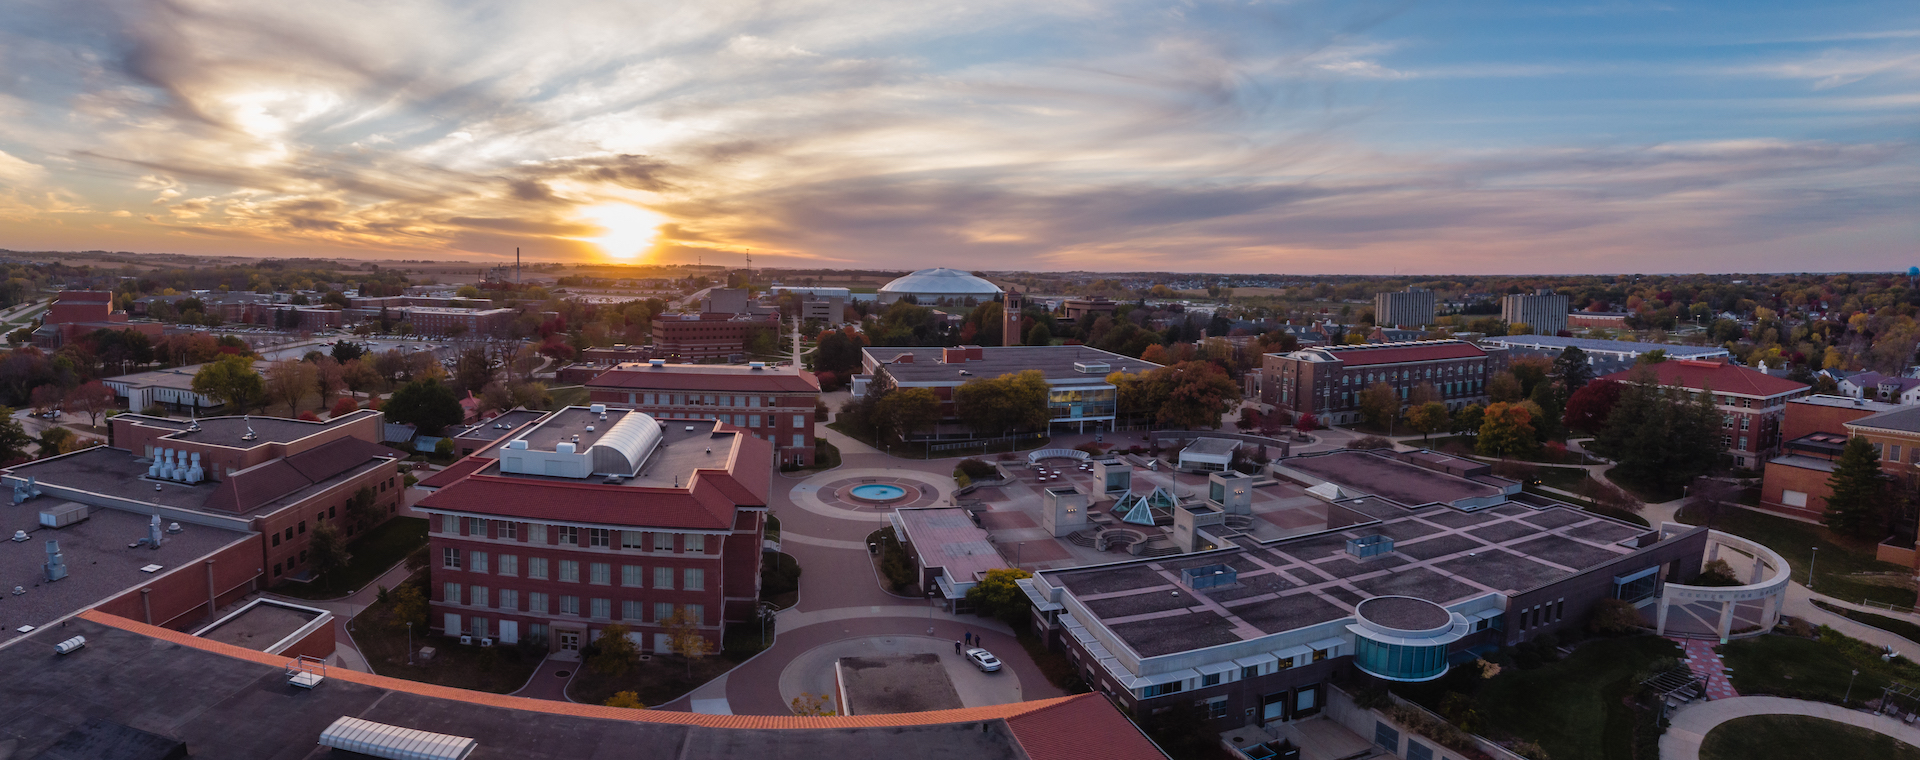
1600,359,1809,398
587,365,822,393
203,437,396,513
1313,340,1487,367
1007,692,1168,760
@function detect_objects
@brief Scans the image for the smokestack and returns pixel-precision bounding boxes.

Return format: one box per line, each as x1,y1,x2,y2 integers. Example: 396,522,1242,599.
516,247,522,285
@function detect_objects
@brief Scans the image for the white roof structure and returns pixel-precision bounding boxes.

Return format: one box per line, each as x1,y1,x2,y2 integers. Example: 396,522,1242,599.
877,268,1003,303
318,716,477,760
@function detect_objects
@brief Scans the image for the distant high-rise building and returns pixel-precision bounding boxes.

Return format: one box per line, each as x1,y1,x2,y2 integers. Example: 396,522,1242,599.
1501,289,1569,335
1372,287,1434,328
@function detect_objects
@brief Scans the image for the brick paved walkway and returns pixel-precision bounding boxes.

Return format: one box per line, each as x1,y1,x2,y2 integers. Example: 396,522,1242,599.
1671,637,1738,700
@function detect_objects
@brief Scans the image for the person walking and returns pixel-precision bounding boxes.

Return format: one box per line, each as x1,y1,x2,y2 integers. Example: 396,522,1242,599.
964,631,972,646
954,640,963,654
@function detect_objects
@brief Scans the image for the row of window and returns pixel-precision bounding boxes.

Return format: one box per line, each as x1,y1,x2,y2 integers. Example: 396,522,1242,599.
1136,645,1335,699
441,550,707,589
1518,598,1565,630
439,516,711,553
629,392,784,408
442,582,705,624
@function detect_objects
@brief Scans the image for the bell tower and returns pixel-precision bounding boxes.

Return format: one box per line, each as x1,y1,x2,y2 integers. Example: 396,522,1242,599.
1002,289,1024,346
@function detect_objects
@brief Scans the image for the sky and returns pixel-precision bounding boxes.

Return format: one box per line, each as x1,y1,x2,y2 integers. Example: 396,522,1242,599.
0,0,1914,274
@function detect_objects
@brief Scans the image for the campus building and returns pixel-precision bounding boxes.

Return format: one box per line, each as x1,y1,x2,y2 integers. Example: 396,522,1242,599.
32,290,166,348
858,344,1161,436
877,268,1003,305
404,306,517,338
1371,288,1434,329
1760,395,1900,518
1260,340,1508,425
1019,448,1758,733
1598,358,1810,470
414,405,770,654
1062,297,1121,323
770,285,850,324
1567,312,1631,330
1500,290,1569,336
1476,335,1730,376
584,360,823,467
651,313,779,361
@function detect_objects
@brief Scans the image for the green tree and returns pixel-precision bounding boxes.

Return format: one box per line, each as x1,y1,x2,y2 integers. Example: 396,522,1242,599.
1357,382,1400,429
1596,368,1720,493
191,354,265,412
1451,403,1484,436
875,386,941,443
952,370,1049,438
1153,361,1240,429
1408,401,1449,441
590,623,640,676
1476,402,1538,458
1825,438,1893,539
964,567,1035,625
663,608,712,677
1552,346,1595,393
1025,321,1053,347
345,486,385,532
384,379,465,435
308,522,348,588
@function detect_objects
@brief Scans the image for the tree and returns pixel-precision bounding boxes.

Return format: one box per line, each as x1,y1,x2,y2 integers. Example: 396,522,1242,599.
1552,346,1595,393
1451,403,1484,435
384,379,465,435
66,381,118,427
953,370,1049,439
604,691,647,709
30,383,65,416
1295,412,1318,433
1509,357,1553,398
192,354,265,412
264,358,319,415
964,567,1035,625
1025,321,1052,347
1154,361,1240,429
373,349,410,385
0,408,30,463
1562,378,1623,435
453,348,497,395
341,359,380,397
1476,402,1538,458
38,426,75,456
312,356,346,406
1595,368,1720,493
1357,382,1400,429
330,397,360,418
590,623,640,676
331,340,368,364
308,522,348,588
1825,438,1893,539
790,693,838,716
345,486,385,532
387,582,428,632
1487,371,1523,403
1235,407,1259,432
1407,401,1448,441
875,387,941,443
663,607,712,677
1688,476,1741,530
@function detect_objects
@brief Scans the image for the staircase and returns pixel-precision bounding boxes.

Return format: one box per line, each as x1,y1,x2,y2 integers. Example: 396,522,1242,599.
1067,530,1101,548
1136,538,1182,558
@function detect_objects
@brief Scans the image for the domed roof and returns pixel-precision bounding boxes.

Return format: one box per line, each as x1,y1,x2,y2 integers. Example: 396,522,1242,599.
878,268,1003,297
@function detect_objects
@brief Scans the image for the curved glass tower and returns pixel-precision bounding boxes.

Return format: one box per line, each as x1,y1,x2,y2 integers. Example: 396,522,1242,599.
1347,596,1473,682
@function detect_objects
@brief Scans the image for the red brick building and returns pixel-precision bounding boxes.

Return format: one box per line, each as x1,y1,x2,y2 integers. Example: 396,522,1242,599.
33,290,165,348
651,313,777,361
415,405,770,653
1260,340,1508,426
404,306,516,338
586,360,821,467
1599,359,1810,470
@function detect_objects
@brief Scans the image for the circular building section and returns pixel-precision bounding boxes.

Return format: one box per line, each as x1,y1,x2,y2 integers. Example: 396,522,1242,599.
878,268,1003,304
1349,596,1472,682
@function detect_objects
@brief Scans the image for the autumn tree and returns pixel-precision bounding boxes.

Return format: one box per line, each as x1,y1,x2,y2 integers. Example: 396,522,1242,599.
590,623,640,676
1407,401,1449,441
604,691,647,709
66,381,118,427
1357,382,1401,430
264,358,319,415
964,567,1035,625
1487,372,1523,403
663,608,713,677
1562,378,1623,435
1475,402,1538,458
1154,361,1240,429
311,356,346,406
790,693,838,716
192,354,265,412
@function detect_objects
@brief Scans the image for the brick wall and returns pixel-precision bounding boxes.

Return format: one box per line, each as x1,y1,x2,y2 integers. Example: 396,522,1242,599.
95,535,263,631
1759,460,1834,518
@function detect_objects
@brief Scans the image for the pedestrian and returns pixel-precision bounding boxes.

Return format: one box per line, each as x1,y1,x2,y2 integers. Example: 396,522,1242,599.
955,640,963,654
964,631,972,646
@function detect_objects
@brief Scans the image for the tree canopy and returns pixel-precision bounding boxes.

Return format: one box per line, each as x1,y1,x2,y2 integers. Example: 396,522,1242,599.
965,567,1035,625
191,354,265,412
1824,438,1893,539
384,379,465,435
953,370,1050,437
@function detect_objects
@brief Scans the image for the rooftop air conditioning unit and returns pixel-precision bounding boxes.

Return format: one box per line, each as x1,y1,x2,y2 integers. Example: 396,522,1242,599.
459,635,473,646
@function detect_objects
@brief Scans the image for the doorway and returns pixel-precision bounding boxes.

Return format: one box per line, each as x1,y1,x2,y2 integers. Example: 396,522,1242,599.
559,631,580,653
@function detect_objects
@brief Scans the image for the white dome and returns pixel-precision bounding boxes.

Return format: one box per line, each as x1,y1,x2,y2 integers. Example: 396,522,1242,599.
878,268,1003,301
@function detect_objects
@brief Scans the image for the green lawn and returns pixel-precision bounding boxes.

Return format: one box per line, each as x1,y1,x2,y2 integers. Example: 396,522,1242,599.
352,575,544,693
1677,503,1918,608
567,631,768,707
1701,715,1920,760
544,385,590,410
1466,636,1680,760
1812,600,1920,644
1533,465,1593,492
274,517,428,600
1719,628,1920,705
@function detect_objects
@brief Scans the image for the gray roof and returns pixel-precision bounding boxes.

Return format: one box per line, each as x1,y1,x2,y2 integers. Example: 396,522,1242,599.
1851,406,1920,434
869,345,1159,386
1477,335,1729,358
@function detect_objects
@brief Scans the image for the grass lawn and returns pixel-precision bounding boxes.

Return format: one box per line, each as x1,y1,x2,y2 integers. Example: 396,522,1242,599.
545,385,590,410
1460,636,1680,760
760,551,800,610
1812,600,1920,644
351,575,544,693
1701,715,1920,760
1677,503,1918,608
567,631,769,707
1532,465,1594,492
1719,628,1920,706
274,517,428,600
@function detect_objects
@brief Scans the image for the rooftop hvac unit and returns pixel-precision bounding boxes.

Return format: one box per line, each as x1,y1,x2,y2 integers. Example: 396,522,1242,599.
38,502,89,529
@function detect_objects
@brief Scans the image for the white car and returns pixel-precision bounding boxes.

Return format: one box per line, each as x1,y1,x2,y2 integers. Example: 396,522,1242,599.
965,647,1001,673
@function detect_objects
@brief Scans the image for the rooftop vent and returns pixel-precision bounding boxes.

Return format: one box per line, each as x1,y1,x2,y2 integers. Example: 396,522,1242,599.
1074,361,1110,374
556,442,576,454
590,403,606,414
1347,534,1394,560
1179,564,1236,590
749,362,766,370
650,358,667,367
585,425,595,432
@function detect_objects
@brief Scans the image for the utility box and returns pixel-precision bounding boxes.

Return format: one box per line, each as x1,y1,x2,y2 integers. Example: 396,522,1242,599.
38,502,89,529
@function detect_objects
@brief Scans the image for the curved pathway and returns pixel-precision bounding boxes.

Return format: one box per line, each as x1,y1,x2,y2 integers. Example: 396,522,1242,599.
1662,696,1920,760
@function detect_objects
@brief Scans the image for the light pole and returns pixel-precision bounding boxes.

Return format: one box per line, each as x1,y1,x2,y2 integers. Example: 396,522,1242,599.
1846,669,1860,706
406,621,414,665
1809,547,1818,589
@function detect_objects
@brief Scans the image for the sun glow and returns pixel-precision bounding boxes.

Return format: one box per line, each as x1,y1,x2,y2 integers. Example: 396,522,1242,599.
575,203,667,259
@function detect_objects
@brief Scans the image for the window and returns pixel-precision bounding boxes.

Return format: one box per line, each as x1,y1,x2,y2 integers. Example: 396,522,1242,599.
499,521,518,541
469,551,488,574
683,568,705,591
654,566,675,589
590,562,611,585
558,526,579,546
273,562,282,577
654,602,674,621
498,589,518,611
498,554,517,577
1143,682,1183,698
1241,666,1259,679
470,586,489,608
528,592,548,614
622,565,645,587
272,533,280,547
559,596,580,616
622,600,644,620
793,414,805,428
443,547,461,570
441,515,458,534
653,532,675,551
685,534,706,553
444,582,461,605
590,598,611,619
749,414,761,428
559,560,580,583
1407,740,1433,760
684,604,704,624
1893,445,1905,462
793,434,805,448
588,528,610,548
468,517,487,535
1374,722,1400,751
622,531,645,550
527,557,549,580
298,521,305,534
529,524,547,544
284,528,293,541
1200,672,1221,687
1199,696,1228,720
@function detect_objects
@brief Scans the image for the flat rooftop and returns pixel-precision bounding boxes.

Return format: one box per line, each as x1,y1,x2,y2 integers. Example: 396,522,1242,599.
126,409,380,449
838,654,966,715
8,446,223,513
869,345,1160,386
495,418,739,489
0,616,1155,760
1793,394,1898,412
1282,451,1503,507
0,503,251,640
1479,335,1729,357
897,508,1006,585
515,406,638,453
452,410,547,443
1041,501,1652,657
194,601,323,652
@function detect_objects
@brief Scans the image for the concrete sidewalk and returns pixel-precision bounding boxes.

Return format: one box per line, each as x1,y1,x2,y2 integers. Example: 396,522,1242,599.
1662,696,1920,760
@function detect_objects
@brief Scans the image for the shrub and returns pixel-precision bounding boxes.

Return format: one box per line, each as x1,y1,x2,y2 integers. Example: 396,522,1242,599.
330,397,360,418
1588,598,1645,636
956,458,998,480
1693,558,1742,587
1385,704,1479,755
1073,442,1106,455
297,410,322,422
1351,435,1393,450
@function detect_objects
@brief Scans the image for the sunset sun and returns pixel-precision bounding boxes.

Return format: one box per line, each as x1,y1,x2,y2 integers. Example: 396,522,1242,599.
576,203,667,259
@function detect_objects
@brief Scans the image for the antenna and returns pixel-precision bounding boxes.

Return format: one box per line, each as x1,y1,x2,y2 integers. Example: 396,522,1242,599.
241,415,258,441
187,407,200,433
516,247,522,285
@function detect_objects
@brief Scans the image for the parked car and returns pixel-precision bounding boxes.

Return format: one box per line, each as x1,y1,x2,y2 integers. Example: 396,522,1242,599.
965,648,1001,673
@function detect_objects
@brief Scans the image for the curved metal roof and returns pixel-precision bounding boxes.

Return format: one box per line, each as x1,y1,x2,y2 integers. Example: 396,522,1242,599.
878,268,1003,296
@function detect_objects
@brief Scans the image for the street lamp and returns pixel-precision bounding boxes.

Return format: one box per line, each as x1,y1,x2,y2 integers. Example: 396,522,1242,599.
1846,668,1860,706
1809,547,1818,589
406,621,414,665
